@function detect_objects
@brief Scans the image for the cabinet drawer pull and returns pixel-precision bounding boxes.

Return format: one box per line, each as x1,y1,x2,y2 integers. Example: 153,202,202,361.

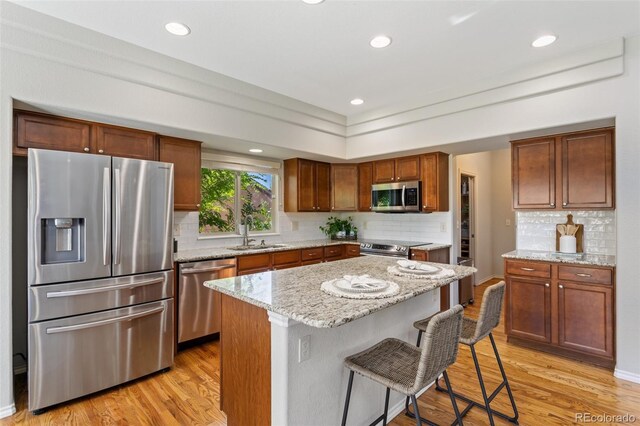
83,147,90,152
559,285,564,289
575,273,592,277
520,267,535,271
545,283,549,287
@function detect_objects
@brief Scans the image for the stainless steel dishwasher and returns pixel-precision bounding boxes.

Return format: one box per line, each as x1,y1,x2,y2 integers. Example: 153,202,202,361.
178,258,236,343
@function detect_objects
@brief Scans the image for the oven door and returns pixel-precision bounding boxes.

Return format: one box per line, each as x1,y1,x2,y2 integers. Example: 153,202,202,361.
371,181,420,212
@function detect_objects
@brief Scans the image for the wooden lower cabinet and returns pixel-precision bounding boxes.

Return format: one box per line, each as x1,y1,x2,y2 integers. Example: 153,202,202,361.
236,244,358,275
557,281,613,358
505,276,552,343
504,259,615,368
220,294,270,426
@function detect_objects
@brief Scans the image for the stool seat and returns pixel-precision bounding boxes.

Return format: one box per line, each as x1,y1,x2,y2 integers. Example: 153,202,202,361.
345,338,423,395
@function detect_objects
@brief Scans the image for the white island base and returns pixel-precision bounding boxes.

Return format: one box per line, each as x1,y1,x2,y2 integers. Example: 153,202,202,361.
269,291,440,426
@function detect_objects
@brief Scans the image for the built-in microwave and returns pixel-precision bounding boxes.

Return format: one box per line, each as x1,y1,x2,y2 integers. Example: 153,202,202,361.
371,180,421,212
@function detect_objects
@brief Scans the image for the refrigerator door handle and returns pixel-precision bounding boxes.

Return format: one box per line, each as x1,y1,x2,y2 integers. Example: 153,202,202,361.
102,167,110,266
114,168,121,265
46,277,165,298
45,306,165,334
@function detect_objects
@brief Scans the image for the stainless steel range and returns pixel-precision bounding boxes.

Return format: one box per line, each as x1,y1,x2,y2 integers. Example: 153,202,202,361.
359,239,431,258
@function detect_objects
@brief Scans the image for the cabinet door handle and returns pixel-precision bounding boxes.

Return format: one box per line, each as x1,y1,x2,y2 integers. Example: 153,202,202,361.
550,203,555,207
563,202,568,206
576,273,591,277
559,285,564,289
83,147,90,152
520,267,535,271
545,283,549,287
98,149,104,154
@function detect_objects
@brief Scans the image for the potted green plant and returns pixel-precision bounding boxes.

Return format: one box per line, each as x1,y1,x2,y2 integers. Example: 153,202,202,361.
319,216,358,240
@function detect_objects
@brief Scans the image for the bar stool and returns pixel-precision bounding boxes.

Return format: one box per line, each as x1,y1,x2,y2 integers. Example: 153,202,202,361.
412,281,519,426
341,305,465,426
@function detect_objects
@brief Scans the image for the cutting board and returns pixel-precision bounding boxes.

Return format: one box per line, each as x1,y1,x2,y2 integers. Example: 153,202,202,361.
555,214,583,253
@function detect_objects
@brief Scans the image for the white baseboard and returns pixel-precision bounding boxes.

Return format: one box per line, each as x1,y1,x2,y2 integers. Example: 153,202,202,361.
614,368,640,384
0,403,16,419
475,275,504,286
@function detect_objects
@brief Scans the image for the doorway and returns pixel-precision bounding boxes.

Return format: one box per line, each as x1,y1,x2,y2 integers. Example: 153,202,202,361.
459,173,475,260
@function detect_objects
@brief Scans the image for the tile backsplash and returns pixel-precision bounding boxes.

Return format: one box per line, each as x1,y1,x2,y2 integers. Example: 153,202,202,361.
516,211,616,255
174,210,453,251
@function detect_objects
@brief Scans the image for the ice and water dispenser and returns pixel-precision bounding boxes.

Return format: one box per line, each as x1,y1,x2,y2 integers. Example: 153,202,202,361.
40,218,85,264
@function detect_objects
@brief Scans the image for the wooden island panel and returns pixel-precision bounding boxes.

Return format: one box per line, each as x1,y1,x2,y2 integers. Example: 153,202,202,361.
220,294,271,426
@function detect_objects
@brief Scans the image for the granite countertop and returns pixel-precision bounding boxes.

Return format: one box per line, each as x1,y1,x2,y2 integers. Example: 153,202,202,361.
174,239,359,262
412,243,451,251
502,250,616,267
204,256,476,328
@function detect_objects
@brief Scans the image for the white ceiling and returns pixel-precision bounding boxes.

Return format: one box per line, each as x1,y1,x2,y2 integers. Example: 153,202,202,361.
11,0,640,118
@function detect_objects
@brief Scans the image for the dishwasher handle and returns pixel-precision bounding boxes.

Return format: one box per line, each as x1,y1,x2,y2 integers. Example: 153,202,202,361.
181,264,236,275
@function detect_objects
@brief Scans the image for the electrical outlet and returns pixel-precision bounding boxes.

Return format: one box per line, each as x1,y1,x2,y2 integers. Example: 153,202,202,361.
505,219,511,226
298,335,311,362
362,221,368,230
440,222,446,232
173,224,180,237
291,221,299,231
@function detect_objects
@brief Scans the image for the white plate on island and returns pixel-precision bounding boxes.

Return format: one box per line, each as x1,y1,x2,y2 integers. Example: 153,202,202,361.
396,260,440,274
331,276,389,293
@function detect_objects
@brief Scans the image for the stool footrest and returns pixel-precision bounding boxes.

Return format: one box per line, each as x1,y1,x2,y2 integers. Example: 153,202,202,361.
435,379,518,424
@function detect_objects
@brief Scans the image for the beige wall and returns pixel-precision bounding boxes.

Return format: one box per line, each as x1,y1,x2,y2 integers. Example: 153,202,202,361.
490,149,516,276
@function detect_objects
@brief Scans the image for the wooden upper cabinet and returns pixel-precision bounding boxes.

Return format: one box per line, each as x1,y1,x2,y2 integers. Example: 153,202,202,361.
358,162,373,212
421,152,449,212
331,164,358,211
158,136,202,211
373,155,421,183
14,111,91,155
395,155,421,181
316,162,331,212
94,125,156,160
373,159,395,183
283,158,331,212
512,137,556,209
511,128,614,210
561,130,614,209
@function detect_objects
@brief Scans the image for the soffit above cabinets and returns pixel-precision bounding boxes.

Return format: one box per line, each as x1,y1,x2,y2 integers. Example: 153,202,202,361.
12,1,640,120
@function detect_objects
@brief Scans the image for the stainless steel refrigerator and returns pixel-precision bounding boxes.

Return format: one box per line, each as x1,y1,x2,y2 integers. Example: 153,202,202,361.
27,148,175,413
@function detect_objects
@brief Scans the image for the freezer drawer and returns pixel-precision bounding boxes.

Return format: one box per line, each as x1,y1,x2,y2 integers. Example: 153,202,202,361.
178,258,236,343
28,299,174,411
29,271,173,322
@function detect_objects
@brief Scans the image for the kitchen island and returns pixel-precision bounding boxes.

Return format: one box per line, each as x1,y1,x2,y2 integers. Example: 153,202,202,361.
205,256,476,426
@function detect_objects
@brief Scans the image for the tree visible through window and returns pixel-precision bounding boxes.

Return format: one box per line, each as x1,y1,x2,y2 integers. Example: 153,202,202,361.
199,168,274,234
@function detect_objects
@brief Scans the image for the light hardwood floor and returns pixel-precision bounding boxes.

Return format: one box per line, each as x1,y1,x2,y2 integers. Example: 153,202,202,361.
3,279,640,425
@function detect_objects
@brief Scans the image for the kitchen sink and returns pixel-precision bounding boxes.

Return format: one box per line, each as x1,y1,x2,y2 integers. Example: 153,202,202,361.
227,244,289,251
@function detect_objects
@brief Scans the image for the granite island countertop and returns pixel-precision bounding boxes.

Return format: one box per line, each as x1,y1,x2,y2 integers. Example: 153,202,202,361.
204,256,476,328
175,239,359,262
502,250,616,267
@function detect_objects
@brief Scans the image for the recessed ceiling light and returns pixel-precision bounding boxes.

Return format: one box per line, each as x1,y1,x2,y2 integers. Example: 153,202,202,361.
532,34,557,48
165,22,191,36
350,98,364,106
249,148,263,153
302,0,325,4
370,35,392,49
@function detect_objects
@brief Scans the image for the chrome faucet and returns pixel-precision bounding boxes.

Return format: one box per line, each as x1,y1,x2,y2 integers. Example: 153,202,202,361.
242,215,255,247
